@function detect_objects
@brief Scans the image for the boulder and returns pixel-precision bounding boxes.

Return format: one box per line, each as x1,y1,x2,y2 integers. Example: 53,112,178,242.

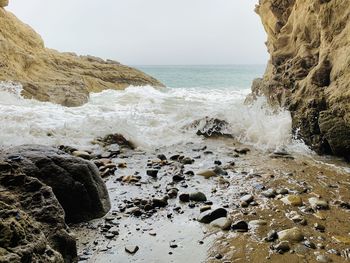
4,145,111,223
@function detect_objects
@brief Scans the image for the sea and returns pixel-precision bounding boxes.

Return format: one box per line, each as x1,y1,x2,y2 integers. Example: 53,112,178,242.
0,65,308,153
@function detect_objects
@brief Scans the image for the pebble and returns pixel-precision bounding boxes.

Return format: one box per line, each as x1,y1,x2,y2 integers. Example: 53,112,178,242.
231,221,249,232
197,170,217,179
277,227,304,243
281,195,303,206
309,197,329,210
314,223,325,232
146,169,158,178
72,150,91,160
200,205,212,213
240,194,254,203
179,193,190,202
273,241,290,254
316,255,332,262
189,192,207,202
265,230,278,242
125,246,139,254
197,208,228,224
261,189,277,198
210,217,232,230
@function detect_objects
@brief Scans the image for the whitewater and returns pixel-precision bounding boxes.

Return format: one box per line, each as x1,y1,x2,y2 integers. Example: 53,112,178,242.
0,80,304,153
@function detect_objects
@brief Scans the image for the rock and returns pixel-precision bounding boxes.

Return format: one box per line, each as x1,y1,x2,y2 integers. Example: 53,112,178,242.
252,0,350,159
213,166,228,175
276,188,289,195
210,217,232,230
240,194,254,203
281,195,303,207
231,221,249,232
316,255,332,263
98,134,135,149
152,198,168,208
273,241,290,254
249,220,267,227
189,192,207,202
169,241,178,248
197,208,228,224
278,227,304,243
0,0,9,7
197,170,217,179
4,145,111,223
187,117,232,138
309,197,329,210
180,157,194,165
200,205,212,213
265,230,278,242
157,154,167,161
146,169,159,178
72,150,91,160
332,235,350,244
304,240,316,249
125,246,139,254
261,189,277,198
234,148,250,154
314,223,325,232
179,193,190,202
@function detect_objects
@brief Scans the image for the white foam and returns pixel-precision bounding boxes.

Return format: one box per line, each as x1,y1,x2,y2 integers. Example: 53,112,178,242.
0,83,299,151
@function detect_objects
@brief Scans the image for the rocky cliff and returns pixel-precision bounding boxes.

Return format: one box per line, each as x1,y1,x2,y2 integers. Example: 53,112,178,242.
252,0,350,159
0,2,164,107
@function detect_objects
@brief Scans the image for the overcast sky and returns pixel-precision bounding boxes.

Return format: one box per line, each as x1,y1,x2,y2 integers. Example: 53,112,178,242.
8,0,268,65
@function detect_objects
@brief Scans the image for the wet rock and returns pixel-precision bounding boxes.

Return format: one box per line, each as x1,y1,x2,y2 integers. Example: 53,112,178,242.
314,223,325,232
240,194,254,203
234,148,250,154
125,246,139,254
261,189,277,198
173,174,185,182
180,157,194,165
270,150,294,160
276,188,289,195
189,192,207,202
4,145,111,223
197,169,217,179
214,160,222,165
157,154,167,161
210,217,232,230
265,230,278,242
167,189,178,198
126,207,142,217
304,240,316,249
146,169,159,178
198,208,228,224
309,197,329,210
273,241,290,254
231,221,249,232
281,195,303,207
98,133,135,149
152,198,168,208
72,150,91,160
179,193,190,202
213,166,228,176
316,255,332,263
249,220,267,227
278,227,304,243
189,117,232,137
200,205,212,213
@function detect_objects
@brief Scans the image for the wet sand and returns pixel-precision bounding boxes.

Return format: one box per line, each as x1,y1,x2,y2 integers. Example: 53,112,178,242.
72,137,350,263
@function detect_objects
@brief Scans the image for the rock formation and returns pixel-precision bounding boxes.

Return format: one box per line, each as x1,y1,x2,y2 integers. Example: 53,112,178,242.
252,0,350,159
0,3,164,107
0,145,112,262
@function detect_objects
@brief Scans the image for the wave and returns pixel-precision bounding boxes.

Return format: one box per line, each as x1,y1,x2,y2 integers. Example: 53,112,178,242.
0,82,304,152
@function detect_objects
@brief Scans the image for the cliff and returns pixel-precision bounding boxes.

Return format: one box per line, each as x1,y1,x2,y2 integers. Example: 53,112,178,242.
252,0,350,160
0,2,164,107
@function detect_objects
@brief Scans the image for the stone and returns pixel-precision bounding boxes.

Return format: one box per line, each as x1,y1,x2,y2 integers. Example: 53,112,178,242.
265,230,278,242
152,198,168,208
316,255,331,263
197,170,217,179
4,145,111,223
273,241,290,254
157,154,167,161
72,150,91,160
197,208,228,224
249,220,267,227
146,169,159,178
276,188,289,195
278,227,304,243
189,192,207,202
188,117,232,138
180,157,194,165
210,217,232,230
281,195,303,207
309,197,329,210
231,221,249,232
200,205,212,213
125,246,139,254
314,223,325,232
0,0,9,7
179,193,190,202
234,148,250,154
261,189,277,198
240,194,254,203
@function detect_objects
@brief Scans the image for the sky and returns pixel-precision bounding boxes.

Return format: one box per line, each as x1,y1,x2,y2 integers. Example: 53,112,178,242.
8,0,268,66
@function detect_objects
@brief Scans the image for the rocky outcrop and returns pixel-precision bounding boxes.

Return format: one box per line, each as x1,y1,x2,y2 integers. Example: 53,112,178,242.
4,145,111,223
0,3,164,107
252,0,350,159
0,145,111,262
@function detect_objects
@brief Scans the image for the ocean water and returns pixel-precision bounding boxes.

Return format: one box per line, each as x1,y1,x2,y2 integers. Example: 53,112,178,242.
0,65,305,152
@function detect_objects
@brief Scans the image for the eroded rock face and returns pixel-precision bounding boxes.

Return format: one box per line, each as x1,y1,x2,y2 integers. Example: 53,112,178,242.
4,145,111,223
0,160,75,263
0,4,164,107
252,0,350,159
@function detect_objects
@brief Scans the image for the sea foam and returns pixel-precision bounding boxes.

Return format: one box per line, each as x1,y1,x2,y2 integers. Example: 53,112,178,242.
0,82,298,151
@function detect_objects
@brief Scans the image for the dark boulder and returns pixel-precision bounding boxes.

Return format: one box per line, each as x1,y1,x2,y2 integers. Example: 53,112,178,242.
4,145,111,223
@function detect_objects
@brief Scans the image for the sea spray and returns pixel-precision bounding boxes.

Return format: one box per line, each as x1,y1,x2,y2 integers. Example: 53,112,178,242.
0,83,299,152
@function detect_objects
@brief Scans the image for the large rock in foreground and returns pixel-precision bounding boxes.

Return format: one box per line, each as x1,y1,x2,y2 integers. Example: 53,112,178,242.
0,3,164,107
251,0,350,160
4,145,111,223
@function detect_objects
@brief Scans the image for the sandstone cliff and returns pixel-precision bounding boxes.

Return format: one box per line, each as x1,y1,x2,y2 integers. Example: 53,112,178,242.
252,0,350,160
0,2,164,107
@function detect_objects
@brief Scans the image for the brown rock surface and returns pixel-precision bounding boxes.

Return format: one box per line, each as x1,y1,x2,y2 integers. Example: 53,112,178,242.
0,4,164,107
251,0,350,159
